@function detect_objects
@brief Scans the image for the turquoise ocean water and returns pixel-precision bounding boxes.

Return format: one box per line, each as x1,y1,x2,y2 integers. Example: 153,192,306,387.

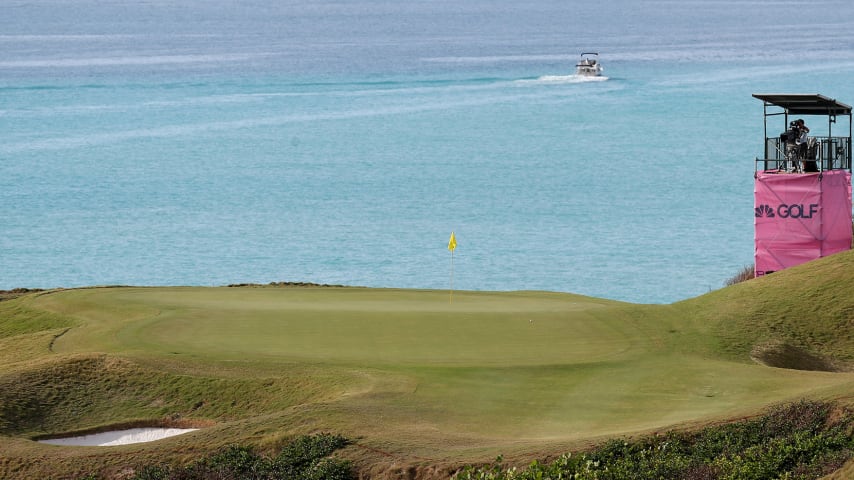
3,0,854,303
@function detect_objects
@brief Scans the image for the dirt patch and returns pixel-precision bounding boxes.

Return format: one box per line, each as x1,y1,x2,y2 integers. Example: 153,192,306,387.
751,341,845,372
48,328,70,352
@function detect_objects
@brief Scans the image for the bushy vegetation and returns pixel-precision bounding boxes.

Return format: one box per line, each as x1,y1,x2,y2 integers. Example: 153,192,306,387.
454,401,853,480
724,264,755,286
80,433,352,480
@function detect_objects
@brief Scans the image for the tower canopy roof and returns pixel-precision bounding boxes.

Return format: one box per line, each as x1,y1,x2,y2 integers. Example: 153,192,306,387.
752,93,852,116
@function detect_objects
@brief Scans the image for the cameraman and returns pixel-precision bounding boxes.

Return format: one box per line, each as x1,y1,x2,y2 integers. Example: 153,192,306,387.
781,121,801,171
795,119,820,172
780,119,810,171
795,119,809,138
795,119,810,157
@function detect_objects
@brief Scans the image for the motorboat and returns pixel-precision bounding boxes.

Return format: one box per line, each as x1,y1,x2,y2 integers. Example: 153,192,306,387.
575,52,603,77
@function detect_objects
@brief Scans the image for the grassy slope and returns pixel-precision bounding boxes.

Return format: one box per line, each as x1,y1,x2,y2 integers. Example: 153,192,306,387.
674,250,854,369
0,252,853,479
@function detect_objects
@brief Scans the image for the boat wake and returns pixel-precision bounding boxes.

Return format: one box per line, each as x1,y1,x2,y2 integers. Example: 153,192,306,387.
515,74,609,85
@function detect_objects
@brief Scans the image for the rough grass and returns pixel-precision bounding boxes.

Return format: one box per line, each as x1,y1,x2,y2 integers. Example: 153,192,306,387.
454,400,853,480
675,250,854,369
0,354,321,437
1,251,853,479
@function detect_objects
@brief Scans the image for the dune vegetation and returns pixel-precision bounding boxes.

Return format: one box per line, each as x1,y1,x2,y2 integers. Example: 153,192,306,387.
0,251,853,479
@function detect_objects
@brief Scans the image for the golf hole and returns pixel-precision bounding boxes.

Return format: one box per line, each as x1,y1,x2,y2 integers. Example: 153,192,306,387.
39,427,198,446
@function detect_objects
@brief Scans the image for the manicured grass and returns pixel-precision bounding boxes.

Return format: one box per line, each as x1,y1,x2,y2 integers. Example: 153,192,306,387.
1,252,853,478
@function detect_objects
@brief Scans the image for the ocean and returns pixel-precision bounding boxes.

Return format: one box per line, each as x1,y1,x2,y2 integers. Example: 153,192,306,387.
3,0,854,304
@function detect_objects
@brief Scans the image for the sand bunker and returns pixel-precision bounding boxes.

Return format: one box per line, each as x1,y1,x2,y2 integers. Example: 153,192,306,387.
39,428,197,446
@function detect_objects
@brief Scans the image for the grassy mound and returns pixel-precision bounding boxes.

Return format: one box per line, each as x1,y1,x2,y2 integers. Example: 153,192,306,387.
0,353,318,437
0,290,71,338
0,252,853,478
675,249,854,371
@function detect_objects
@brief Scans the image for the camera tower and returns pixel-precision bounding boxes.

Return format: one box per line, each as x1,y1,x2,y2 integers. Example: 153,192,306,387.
752,94,852,276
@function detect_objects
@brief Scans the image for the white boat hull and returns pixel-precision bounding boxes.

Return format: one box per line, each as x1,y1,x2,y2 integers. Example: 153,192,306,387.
575,65,603,77
575,53,603,77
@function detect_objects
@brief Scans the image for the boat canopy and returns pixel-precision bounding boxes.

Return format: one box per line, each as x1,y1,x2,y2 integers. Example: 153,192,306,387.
752,93,852,116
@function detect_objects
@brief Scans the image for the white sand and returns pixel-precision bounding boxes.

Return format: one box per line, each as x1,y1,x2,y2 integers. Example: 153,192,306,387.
39,428,197,446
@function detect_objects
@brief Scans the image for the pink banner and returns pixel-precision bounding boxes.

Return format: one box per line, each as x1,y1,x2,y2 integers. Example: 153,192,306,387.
754,170,852,276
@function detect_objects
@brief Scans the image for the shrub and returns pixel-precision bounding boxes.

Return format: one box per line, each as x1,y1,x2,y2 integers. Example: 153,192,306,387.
197,444,266,477
131,465,171,480
272,433,350,479
114,433,353,480
725,264,755,286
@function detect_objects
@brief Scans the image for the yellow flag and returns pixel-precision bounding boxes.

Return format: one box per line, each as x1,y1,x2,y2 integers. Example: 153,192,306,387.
448,231,457,252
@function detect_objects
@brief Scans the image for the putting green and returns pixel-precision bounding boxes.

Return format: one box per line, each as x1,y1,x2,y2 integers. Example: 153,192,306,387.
94,288,634,366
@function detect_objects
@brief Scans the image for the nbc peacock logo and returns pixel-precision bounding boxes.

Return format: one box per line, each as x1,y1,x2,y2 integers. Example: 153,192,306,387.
755,204,775,218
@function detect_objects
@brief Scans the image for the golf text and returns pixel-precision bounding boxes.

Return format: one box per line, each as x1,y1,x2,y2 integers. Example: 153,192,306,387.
755,203,819,219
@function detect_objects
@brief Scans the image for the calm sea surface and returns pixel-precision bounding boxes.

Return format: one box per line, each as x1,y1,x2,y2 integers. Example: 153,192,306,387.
3,0,854,303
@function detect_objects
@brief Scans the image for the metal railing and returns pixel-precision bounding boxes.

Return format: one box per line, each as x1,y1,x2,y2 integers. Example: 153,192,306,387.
757,136,851,172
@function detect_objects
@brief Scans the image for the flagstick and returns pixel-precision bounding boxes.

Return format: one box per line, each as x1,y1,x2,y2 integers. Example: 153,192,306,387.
449,249,454,303
447,231,456,303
